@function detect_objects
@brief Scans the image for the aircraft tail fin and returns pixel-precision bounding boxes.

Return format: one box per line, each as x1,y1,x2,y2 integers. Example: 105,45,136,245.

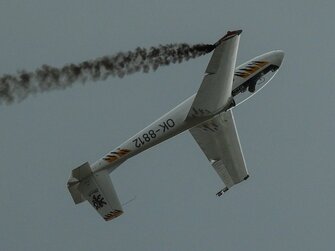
67,162,91,204
67,162,123,221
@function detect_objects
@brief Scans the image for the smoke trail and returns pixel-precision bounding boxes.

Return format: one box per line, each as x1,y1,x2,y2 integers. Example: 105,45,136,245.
0,43,215,104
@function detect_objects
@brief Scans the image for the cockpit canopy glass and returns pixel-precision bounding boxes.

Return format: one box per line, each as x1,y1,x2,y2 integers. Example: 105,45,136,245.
232,64,279,106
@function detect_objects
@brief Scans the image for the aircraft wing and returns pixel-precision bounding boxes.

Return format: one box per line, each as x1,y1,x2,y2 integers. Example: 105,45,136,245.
189,109,249,195
187,30,242,119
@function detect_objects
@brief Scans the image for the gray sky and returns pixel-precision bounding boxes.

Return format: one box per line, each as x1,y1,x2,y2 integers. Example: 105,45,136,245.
1,0,335,250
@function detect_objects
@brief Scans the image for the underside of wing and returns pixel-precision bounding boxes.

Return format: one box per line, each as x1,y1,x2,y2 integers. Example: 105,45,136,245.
189,109,249,195
187,30,242,119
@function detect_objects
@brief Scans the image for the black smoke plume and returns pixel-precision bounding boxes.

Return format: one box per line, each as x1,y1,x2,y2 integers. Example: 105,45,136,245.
0,43,215,104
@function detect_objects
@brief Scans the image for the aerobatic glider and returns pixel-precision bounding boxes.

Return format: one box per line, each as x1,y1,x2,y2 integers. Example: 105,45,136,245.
67,30,284,221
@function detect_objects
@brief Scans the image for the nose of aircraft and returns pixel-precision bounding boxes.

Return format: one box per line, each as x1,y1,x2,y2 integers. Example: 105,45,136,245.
270,50,285,67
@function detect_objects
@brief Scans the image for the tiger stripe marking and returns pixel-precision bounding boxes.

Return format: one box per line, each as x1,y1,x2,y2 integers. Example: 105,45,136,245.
117,149,130,156
103,155,118,162
103,148,131,163
104,210,123,221
235,61,268,78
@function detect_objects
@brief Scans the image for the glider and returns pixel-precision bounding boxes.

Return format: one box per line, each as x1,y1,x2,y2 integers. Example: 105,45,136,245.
67,30,284,221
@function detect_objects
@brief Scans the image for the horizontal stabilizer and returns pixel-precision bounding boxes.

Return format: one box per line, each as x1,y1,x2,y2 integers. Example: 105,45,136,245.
67,163,123,221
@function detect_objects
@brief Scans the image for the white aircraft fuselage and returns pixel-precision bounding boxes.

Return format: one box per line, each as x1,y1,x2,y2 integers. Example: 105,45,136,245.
91,94,201,173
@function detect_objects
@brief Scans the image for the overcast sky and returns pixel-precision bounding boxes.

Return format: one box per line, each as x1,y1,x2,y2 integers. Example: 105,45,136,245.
1,1,335,250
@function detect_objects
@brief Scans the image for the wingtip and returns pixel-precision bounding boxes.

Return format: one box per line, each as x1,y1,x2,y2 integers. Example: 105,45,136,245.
214,29,243,47
227,29,243,36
